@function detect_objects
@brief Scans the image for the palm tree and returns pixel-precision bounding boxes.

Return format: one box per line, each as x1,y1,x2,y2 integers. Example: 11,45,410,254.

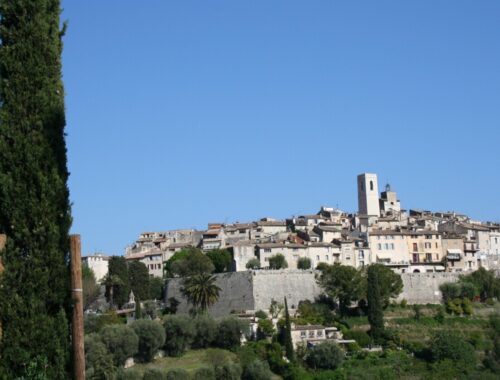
181,273,221,311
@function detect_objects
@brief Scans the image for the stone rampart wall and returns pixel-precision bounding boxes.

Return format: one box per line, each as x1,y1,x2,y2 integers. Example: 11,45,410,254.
165,270,463,317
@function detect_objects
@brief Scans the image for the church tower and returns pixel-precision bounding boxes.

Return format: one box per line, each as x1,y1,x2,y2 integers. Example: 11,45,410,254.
357,173,380,216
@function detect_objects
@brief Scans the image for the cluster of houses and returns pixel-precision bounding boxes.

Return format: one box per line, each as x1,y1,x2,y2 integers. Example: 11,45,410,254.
84,173,500,280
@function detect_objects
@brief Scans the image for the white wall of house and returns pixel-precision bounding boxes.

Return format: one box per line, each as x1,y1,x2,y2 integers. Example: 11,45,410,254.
83,255,109,282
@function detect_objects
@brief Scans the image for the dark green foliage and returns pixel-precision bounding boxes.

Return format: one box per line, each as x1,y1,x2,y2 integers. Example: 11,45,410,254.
257,319,275,339
143,368,168,380
206,248,232,273
135,299,143,319
84,310,124,334
215,362,243,380
181,273,221,311
242,359,273,380
284,297,295,361
246,258,261,269
363,264,403,308
297,257,312,270
165,247,214,277
84,334,116,380
83,264,101,310
193,367,216,380
306,341,344,370
268,253,288,269
100,324,139,366
131,319,166,362
192,314,218,348
119,368,143,380
0,2,72,377
150,276,165,300
295,300,335,325
343,330,372,347
215,318,247,350
166,368,190,380
367,265,384,341
430,331,476,365
163,315,195,356
106,256,131,307
255,310,268,319
318,264,362,316
412,304,422,320
461,267,500,301
128,260,150,301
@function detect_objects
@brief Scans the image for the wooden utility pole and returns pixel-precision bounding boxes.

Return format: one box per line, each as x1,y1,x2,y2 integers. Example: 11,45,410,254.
70,234,85,380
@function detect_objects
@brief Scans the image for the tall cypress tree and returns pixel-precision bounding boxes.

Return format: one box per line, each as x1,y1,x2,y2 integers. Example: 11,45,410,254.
0,1,71,378
367,265,384,342
284,297,295,361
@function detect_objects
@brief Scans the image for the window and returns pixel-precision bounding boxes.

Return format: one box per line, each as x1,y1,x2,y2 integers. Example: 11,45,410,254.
300,331,306,338
326,255,329,261
316,255,320,261
426,253,432,262
385,243,389,250
390,243,395,250
309,331,315,338
370,181,374,191
413,243,418,252
317,330,323,337
378,244,382,250
264,249,271,253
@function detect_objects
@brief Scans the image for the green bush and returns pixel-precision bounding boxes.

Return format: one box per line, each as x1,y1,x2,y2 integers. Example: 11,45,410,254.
257,319,275,339
246,258,261,269
99,324,139,366
131,319,166,362
215,318,247,349
268,254,288,269
343,330,372,347
163,315,195,356
297,257,312,270
242,359,273,380
192,314,218,348
430,331,476,365
143,368,168,380
306,342,344,370
255,310,268,319
84,334,116,380
215,362,243,380
166,368,190,380
119,368,144,380
193,367,216,380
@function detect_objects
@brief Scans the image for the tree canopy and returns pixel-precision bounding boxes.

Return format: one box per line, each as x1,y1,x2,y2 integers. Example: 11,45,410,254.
0,1,72,377
206,249,232,273
165,247,214,277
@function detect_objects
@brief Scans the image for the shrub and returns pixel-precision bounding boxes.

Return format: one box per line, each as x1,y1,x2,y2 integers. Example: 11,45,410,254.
99,324,139,366
163,315,195,356
143,368,168,380
84,334,116,380
193,367,216,380
246,258,261,269
215,318,247,349
215,363,243,380
297,257,312,270
192,314,218,348
430,331,476,365
166,368,190,380
242,359,273,380
257,319,275,340
119,368,144,380
131,319,166,362
343,330,372,347
399,299,408,308
268,254,288,270
440,283,461,303
255,310,268,319
306,341,344,370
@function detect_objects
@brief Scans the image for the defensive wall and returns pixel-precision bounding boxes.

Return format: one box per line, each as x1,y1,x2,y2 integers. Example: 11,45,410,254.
165,270,461,317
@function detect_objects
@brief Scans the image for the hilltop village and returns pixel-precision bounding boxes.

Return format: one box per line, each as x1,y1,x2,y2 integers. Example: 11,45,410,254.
85,173,500,281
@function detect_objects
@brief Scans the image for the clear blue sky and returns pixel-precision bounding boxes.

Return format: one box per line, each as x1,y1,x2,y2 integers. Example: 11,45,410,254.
62,1,500,255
